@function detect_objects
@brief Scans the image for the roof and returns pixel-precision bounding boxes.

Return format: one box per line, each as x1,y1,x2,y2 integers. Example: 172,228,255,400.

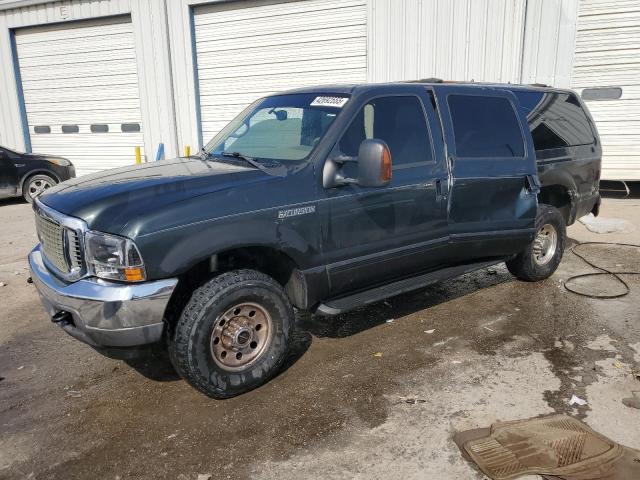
281,81,570,97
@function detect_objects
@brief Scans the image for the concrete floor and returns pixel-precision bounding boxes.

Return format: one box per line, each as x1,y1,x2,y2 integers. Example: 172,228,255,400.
0,195,639,480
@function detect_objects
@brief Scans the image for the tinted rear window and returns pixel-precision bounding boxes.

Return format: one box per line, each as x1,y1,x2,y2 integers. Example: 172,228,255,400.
448,95,524,158
515,91,594,150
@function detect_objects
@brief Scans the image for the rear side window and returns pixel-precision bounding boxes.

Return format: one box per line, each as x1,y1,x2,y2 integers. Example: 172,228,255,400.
515,91,594,150
448,95,524,158
338,96,433,166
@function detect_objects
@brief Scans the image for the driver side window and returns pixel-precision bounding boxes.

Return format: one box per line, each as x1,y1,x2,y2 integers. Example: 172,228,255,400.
337,96,433,167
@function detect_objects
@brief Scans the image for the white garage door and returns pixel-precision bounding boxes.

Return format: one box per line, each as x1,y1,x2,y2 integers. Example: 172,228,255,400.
15,17,144,176
571,0,640,181
193,0,367,142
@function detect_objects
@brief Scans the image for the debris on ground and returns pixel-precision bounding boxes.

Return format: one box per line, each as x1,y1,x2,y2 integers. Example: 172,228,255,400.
167,433,178,440
483,326,495,333
455,415,640,480
385,318,395,323
579,213,635,234
424,329,435,334
197,474,212,480
568,394,588,406
17,366,24,370
372,352,383,357
0,282,6,287
65,391,82,398
486,268,497,275
403,398,426,405
623,392,640,410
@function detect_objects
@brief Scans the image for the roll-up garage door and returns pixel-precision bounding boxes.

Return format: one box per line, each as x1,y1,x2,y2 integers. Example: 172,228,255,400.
193,0,367,142
571,0,640,181
15,17,144,176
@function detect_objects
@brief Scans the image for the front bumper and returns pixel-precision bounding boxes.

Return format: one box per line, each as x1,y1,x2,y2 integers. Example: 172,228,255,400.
28,246,178,348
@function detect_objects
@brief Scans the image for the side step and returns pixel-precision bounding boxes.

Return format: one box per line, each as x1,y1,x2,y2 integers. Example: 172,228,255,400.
315,258,506,316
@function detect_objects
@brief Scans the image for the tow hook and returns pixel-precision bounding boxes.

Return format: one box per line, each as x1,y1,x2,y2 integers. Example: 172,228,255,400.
51,311,72,326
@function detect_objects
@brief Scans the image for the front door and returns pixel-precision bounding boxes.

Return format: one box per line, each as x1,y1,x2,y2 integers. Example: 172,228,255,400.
434,86,539,260
320,90,449,295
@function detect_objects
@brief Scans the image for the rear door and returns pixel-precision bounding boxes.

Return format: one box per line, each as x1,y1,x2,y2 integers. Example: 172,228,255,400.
434,86,539,260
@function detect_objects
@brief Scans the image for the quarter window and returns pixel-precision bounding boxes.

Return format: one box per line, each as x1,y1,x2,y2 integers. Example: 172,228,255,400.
338,96,432,166
448,95,524,158
515,91,594,150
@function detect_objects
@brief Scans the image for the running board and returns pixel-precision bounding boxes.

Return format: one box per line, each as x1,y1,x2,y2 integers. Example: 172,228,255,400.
315,258,507,316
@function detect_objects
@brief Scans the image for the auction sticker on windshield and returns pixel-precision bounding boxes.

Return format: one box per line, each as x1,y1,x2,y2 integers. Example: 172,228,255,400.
310,96,349,108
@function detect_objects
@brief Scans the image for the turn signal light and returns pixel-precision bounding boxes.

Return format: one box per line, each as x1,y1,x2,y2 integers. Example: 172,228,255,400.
381,146,392,182
124,267,145,282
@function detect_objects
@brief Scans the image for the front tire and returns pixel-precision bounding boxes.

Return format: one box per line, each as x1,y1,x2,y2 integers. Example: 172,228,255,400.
169,269,294,399
23,174,57,203
506,204,566,282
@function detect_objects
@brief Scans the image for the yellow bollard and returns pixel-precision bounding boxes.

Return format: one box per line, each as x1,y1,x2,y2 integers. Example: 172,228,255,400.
135,146,142,164
184,145,191,157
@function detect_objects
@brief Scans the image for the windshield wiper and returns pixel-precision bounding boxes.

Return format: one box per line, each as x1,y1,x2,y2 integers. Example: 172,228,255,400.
220,151,267,171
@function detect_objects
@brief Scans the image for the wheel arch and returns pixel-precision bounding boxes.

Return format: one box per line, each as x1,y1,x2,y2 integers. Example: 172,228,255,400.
172,245,309,312
18,169,61,195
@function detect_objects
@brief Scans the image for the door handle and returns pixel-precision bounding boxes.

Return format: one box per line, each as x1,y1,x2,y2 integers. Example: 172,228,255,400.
436,179,445,200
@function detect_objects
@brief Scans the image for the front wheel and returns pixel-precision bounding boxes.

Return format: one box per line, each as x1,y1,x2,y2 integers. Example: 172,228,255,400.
506,204,566,282
169,269,294,399
23,174,57,203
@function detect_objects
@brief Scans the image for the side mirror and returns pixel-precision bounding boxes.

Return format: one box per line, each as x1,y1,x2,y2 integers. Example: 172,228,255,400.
357,139,392,187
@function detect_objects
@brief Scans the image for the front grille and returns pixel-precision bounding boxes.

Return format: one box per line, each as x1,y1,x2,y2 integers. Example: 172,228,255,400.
36,213,69,273
68,230,83,270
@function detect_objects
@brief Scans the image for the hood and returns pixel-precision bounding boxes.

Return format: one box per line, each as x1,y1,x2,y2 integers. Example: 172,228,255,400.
39,157,274,234
23,153,69,163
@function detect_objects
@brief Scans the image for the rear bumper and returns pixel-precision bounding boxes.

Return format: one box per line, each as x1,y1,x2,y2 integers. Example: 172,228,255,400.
28,246,177,348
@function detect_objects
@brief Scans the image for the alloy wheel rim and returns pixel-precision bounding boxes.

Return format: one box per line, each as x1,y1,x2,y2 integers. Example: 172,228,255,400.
532,223,558,266
210,302,273,371
28,179,52,198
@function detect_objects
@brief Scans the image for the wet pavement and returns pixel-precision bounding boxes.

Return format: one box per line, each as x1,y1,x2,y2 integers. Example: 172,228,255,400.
1,196,639,480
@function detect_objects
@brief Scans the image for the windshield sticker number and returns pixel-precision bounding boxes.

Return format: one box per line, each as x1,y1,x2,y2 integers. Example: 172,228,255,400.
310,96,349,108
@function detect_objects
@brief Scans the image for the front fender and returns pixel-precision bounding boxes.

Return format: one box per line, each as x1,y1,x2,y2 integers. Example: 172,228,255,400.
137,212,320,280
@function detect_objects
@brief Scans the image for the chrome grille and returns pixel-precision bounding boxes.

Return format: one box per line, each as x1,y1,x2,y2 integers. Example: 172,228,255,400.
68,230,84,270
35,213,68,273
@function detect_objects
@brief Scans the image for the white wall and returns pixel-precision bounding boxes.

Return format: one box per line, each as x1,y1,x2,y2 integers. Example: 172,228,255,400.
0,0,178,159
368,0,526,84
1,0,581,162
521,0,579,88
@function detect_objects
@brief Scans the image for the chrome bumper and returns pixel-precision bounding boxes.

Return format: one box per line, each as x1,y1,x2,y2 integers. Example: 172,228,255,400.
28,246,178,348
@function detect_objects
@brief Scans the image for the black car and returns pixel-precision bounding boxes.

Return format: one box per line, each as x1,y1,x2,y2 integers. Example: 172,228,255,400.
28,81,601,398
0,145,75,203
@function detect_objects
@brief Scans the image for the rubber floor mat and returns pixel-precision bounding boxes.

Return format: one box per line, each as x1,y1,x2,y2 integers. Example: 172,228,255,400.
458,415,632,479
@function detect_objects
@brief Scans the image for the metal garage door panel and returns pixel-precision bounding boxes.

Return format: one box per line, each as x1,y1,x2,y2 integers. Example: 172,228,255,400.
194,0,367,142
15,18,143,176
572,0,640,180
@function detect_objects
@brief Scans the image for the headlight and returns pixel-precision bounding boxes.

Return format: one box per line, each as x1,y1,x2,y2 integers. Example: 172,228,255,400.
48,157,72,167
85,231,146,282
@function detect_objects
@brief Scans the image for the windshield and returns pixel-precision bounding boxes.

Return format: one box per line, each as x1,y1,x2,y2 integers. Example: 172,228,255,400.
203,93,349,162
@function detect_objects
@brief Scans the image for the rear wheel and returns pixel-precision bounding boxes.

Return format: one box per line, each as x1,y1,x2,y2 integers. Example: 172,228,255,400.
23,174,56,203
169,269,294,398
506,204,566,282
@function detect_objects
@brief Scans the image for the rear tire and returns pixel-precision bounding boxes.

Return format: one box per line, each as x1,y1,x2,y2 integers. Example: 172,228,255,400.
23,174,57,203
169,269,294,399
506,204,566,282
